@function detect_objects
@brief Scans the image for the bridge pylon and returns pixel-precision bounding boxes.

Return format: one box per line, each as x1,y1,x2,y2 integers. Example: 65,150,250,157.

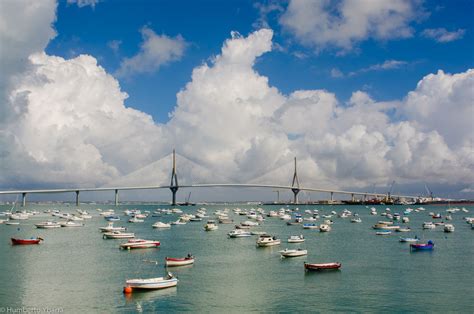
291,157,300,204
170,149,179,206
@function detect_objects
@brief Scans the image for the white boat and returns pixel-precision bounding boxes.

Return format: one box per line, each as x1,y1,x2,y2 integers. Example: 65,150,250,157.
103,231,135,239
204,220,218,231
402,217,410,223
250,231,267,235
319,224,331,232
120,239,160,250
35,221,61,229
279,248,308,258
125,273,178,290
10,213,29,220
241,220,259,227
5,220,20,225
165,255,195,267
152,221,171,228
128,217,144,223
60,220,84,227
287,235,305,243
443,224,455,233
228,229,252,238
399,237,419,242
423,222,436,229
99,222,127,232
350,217,362,223
256,234,281,247
170,219,187,225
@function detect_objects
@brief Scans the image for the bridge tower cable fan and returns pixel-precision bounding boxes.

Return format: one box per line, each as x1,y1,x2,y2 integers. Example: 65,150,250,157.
170,149,179,206
291,157,300,204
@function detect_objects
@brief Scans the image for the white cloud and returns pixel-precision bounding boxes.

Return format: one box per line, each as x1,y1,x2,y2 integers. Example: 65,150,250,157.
280,0,421,53
107,40,122,54
67,0,99,8
330,68,344,78
349,59,408,76
116,26,187,77
0,3,472,198
421,28,466,43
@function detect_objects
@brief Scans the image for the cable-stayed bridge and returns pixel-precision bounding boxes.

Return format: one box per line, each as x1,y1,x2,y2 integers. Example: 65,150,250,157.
0,151,419,206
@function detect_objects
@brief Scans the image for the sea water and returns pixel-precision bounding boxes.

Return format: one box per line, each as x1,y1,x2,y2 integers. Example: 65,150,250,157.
0,204,473,313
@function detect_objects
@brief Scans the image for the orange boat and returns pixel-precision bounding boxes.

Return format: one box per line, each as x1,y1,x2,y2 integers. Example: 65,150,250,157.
11,237,43,245
304,262,341,271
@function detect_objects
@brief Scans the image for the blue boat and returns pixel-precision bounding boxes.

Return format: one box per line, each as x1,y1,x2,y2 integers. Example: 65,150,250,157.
105,215,120,221
410,240,434,251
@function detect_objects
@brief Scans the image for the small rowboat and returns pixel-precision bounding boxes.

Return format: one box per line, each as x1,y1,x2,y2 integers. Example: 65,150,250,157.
410,240,434,251
304,262,341,271
11,237,43,245
103,231,135,239
120,239,160,250
280,248,307,258
124,272,178,292
165,255,195,267
376,231,391,235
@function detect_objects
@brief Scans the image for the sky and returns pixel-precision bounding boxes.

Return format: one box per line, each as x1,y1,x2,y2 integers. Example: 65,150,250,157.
0,0,473,202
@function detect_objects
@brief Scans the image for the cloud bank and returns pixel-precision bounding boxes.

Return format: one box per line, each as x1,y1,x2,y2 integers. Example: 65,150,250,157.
0,1,472,198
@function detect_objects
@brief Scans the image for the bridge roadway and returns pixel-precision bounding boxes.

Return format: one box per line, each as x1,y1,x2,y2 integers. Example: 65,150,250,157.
0,183,417,206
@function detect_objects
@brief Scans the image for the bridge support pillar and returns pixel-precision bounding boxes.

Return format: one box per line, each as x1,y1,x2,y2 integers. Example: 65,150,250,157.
351,194,355,202
170,187,178,206
292,188,300,204
75,191,80,206
330,192,334,202
22,193,26,207
115,189,119,206
364,194,367,201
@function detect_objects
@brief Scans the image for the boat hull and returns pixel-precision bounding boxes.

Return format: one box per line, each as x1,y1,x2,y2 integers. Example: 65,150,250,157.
125,277,178,290
165,257,195,267
11,238,42,245
304,262,341,271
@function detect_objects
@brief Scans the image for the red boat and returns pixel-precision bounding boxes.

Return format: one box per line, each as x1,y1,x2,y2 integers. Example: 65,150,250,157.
11,237,43,245
165,254,195,267
304,262,341,271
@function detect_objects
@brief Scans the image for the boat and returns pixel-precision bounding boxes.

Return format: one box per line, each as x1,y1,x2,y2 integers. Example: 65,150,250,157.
99,222,127,232
376,231,391,235
304,262,341,271
279,248,307,258
432,213,442,219
228,229,252,238
396,227,411,232
152,221,171,228
302,223,319,229
120,239,160,250
399,237,419,243
350,217,362,223
319,224,331,232
410,240,434,251
287,235,305,243
35,221,61,229
165,254,195,267
256,234,281,247
60,220,84,227
128,217,144,223
250,231,267,235
170,219,187,225
104,215,120,222
11,237,43,245
218,217,233,224
443,224,455,233
103,231,135,239
124,272,178,292
402,217,410,223
422,222,436,229
204,220,218,231
5,220,20,225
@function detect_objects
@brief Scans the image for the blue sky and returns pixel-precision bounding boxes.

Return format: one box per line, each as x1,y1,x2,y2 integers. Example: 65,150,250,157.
47,0,473,123
1,0,473,201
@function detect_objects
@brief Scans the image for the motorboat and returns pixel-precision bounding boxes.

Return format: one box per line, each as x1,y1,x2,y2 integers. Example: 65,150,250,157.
170,219,187,225
104,215,120,222
241,220,259,227
120,239,160,250
422,222,436,229
279,248,307,258
302,223,319,229
304,262,341,271
256,234,281,247
250,231,267,235
287,235,305,243
443,224,455,233
432,213,442,219
103,231,135,239
396,227,411,232
376,231,391,235
11,237,43,245
4,220,20,225
399,237,419,242
60,220,84,227
128,217,144,223
410,240,434,251
204,220,218,231
35,221,61,229
124,272,178,291
218,217,233,224
402,217,410,223
10,213,29,220
165,255,195,267
350,217,362,223
152,221,171,228
99,222,127,232
228,229,252,238
319,224,331,232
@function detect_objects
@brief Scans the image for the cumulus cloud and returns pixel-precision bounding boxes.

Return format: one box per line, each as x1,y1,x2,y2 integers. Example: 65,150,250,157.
0,2,472,198
280,0,422,53
116,26,187,77
421,28,466,43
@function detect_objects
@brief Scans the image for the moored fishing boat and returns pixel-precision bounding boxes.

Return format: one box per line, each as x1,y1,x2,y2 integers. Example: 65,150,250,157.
120,239,160,250
124,272,178,292
256,234,281,247
103,231,135,239
11,237,43,245
228,229,252,238
279,248,307,258
35,221,61,229
204,220,218,231
410,240,434,251
165,254,195,267
152,221,171,228
304,262,341,271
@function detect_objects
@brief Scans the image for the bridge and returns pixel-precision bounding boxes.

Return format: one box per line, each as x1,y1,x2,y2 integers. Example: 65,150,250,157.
0,150,419,206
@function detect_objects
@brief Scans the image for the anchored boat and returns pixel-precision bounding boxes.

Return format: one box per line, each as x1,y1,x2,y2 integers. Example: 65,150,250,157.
304,262,341,271
165,255,195,267
124,272,178,292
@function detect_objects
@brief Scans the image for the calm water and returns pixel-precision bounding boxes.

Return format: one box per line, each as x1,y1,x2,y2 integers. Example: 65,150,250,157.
0,204,473,313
